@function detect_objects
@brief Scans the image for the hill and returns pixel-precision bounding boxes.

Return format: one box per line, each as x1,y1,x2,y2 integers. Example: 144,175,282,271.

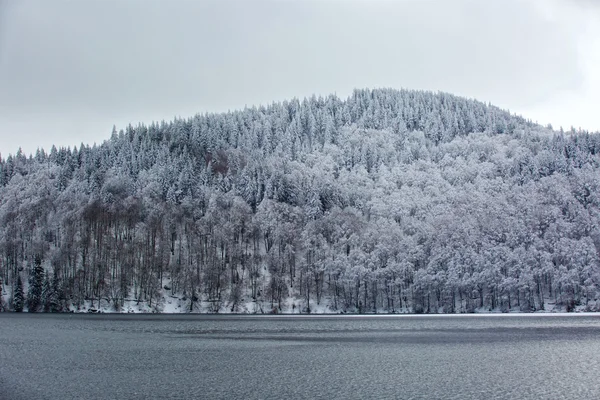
1,88,599,313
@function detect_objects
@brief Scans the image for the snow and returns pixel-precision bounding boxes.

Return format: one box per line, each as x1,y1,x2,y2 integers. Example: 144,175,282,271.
60,286,598,315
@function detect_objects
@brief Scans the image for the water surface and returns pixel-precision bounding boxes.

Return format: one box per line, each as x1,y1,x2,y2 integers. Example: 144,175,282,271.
1,314,599,399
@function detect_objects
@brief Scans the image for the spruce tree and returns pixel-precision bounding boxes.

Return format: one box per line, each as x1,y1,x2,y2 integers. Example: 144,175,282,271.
49,270,62,313
42,273,51,312
13,275,24,312
0,278,4,312
27,255,45,312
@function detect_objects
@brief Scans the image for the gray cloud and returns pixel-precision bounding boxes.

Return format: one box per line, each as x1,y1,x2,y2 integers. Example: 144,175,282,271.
0,0,596,155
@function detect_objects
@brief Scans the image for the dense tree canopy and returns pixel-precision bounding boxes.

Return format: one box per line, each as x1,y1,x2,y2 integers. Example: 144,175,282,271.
1,88,599,313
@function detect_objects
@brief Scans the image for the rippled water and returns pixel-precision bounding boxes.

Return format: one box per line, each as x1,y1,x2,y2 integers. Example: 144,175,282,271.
1,314,600,399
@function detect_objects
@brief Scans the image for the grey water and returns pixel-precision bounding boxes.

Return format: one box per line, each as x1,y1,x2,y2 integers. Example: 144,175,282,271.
1,314,600,400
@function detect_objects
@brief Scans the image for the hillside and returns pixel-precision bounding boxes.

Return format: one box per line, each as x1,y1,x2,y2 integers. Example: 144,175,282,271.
1,88,599,313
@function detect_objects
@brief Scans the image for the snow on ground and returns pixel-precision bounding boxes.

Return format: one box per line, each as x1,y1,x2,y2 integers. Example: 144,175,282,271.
3,275,596,314
62,286,598,314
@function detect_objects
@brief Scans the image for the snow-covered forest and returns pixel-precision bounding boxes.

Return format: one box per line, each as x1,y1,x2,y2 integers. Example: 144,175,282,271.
1,88,599,313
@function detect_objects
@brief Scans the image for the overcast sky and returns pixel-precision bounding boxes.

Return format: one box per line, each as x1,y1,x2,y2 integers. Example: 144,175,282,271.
1,0,599,156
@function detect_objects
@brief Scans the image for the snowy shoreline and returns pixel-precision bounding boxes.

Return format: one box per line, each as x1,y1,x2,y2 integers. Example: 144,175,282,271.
60,295,597,315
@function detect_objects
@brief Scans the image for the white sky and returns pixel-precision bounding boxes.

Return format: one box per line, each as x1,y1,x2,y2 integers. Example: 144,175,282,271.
0,0,599,156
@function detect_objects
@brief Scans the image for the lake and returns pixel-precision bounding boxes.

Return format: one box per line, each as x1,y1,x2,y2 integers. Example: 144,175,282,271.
1,314,599,399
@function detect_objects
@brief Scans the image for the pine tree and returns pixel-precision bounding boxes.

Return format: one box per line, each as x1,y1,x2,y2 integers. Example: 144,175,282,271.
42,273,51,312
49,270,62,313
13,275,24,312
27,255,45,312
0,278,4,312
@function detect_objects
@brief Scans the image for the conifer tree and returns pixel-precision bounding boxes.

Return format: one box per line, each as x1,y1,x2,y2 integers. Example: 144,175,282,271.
0,278,4,312
42,273,51,312
49,270,62,313
13,275,24,312
27,255,45,312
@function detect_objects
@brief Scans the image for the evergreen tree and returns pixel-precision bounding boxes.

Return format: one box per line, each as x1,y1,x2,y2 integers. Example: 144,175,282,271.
49,270,62,313
42,273,51,312
0,278,4,312
13,275,24,312
27,255,45,312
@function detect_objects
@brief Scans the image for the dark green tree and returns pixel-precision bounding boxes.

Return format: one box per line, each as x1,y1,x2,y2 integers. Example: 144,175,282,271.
49,270,62,313
27,255,45,312
13,275,24,312
0,278,4,312
42,273,51,312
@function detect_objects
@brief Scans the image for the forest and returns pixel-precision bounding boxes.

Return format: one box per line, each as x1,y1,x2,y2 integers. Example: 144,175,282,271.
1,88,599,313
